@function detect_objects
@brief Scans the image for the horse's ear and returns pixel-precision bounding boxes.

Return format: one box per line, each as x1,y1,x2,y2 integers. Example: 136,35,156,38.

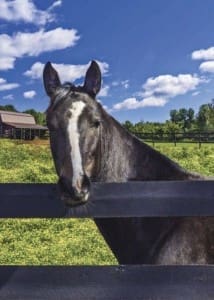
83,60,101,97
43,62,61,97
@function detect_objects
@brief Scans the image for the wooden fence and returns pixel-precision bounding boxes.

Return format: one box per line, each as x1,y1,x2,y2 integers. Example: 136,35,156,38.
1,129,214,146
133,131,214,147
0,181,214,299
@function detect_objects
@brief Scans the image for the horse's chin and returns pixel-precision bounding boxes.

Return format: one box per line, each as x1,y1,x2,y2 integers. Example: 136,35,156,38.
60,192,89,207
57,178,90,207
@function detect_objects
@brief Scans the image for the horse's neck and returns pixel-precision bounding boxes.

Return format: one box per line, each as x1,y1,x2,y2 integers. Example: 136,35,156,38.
96,116,136,181
97,116,194,182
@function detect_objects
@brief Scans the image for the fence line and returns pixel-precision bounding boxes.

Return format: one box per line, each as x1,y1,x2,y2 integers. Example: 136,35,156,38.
132,131,214,147
1,129,214,147
0,181,214,299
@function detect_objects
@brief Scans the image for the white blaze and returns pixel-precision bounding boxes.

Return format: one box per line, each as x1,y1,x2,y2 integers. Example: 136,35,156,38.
67,101,86,189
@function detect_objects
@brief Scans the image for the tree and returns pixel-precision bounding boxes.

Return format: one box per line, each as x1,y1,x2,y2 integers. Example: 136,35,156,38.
165,121,181,134
122,120,134,131
170,108,195,131
0,104,17,112
196,102,214,130
170,109,179,123
185,108,195,129
23,109,46,126
187,108,195,122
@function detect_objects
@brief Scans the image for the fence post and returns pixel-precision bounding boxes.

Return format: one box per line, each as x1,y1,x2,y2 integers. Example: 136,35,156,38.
152,132,155,147
199,132,201,148
174,133,177,147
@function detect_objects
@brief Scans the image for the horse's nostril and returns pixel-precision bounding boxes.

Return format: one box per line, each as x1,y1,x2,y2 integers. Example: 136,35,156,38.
58,175,90,206
74,187,89,201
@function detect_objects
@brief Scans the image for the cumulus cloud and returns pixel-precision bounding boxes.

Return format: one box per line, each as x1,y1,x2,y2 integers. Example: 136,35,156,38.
23,90,36,98
0,77,19,91
0,27,79,70
0,57,16,70
24,60,109,82
113,73,203,111
199,61,214,73
141,74,201,98
113,97,167,110
0,0,61,26
192,47,214,60
192,46,214,74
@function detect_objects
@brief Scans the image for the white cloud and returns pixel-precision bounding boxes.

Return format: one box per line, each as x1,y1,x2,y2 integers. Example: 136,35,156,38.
24,60,109,82
0,57,16,70
23,90,36,98
0,78,6,84
48,0,62,10
0,0,61,26
2,94,14,100
2,28,79,57
191,46,214,74
140,97,167,107
142,74,201,98
192,91,200,96
112,79,129,89
99,85,109,97
24,62,43,79
113,97,167,110
199,61,214,73
121,80,129,89
0,27,80,70
0,77,19,91
192,47,214,60
113,73,203,111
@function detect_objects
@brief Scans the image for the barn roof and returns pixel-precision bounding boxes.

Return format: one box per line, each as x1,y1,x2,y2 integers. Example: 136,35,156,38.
0,110,35,125
0,110,47,130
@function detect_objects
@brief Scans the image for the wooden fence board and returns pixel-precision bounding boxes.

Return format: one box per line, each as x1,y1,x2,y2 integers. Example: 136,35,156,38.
0,266,213,300
0,181,213,218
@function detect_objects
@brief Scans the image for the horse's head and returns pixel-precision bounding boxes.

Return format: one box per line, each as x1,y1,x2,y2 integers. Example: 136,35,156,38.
43,61,103,207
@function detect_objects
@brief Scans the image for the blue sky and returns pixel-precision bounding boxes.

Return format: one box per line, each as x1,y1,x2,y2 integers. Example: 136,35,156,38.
0,0,214,123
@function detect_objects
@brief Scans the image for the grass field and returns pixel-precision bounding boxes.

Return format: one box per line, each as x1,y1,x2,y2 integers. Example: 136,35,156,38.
0,139,213,265
150,142,214,177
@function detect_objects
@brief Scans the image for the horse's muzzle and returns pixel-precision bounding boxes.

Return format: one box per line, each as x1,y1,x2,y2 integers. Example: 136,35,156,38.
58,176,90,207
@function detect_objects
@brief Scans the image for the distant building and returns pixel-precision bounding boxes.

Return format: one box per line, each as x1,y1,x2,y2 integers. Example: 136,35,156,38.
0,110,48,139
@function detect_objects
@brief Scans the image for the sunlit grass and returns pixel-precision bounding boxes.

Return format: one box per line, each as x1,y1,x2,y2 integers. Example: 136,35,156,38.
149,142,214,176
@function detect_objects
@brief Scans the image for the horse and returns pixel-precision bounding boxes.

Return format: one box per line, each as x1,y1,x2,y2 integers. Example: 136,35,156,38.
43,60,214,264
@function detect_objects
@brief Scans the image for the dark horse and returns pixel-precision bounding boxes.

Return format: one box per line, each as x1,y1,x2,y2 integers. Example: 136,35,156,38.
43,60,214,264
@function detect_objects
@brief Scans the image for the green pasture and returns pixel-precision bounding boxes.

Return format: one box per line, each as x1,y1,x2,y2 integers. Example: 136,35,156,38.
0,139,213,265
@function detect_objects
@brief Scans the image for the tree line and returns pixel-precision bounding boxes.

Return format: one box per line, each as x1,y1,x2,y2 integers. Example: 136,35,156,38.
0,100,214,133
122,100,214,134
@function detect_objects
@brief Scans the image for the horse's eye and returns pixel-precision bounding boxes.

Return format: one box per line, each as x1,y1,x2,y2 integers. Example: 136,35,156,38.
93,120,101,128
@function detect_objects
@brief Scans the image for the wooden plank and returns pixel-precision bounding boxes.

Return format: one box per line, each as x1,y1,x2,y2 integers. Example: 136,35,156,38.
0,266,213,300
0,181,213,218
0,184,65,218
